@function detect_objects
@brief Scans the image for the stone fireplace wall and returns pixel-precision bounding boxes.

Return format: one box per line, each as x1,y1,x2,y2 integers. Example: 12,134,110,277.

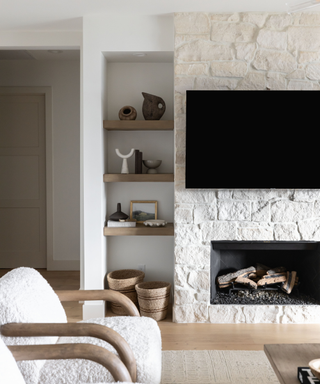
173,12,320,323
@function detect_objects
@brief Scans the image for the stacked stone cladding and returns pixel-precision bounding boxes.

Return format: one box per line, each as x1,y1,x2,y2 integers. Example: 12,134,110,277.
173,12,320,323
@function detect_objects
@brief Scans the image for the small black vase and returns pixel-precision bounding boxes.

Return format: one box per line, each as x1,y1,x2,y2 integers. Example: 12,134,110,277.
109,203,129,221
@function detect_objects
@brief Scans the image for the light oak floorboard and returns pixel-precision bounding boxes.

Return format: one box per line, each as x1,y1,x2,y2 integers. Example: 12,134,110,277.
2,269,320,351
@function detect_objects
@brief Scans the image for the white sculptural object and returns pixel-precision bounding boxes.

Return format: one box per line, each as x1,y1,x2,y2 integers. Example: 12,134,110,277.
115,148,135,174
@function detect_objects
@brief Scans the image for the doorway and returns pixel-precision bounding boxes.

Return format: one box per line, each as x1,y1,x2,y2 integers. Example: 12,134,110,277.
0,88,52,268
0,50,80,271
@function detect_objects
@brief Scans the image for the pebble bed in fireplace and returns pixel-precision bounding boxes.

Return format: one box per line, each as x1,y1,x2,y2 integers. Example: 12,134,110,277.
212,289,320,305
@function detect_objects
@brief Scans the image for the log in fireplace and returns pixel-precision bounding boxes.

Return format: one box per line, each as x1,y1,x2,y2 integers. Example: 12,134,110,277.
210,241,320,306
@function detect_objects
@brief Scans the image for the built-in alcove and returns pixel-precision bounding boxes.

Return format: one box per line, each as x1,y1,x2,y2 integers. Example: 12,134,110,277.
102,51,175,287
211,241,320,305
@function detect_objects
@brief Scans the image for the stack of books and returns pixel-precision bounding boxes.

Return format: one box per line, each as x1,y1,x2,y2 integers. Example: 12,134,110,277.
107,220,136,228
298,367,320,383
135,150,143,174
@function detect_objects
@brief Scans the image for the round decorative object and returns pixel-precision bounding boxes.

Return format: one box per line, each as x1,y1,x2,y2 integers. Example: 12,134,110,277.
144,220,167,227
118,105,137,120
142,159,162,174
142,92,166,120
309,359,320,380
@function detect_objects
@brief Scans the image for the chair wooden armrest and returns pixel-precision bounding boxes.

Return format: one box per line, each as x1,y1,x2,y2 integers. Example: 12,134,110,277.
8,343,132,383
1,322,136,382
55,289,140,317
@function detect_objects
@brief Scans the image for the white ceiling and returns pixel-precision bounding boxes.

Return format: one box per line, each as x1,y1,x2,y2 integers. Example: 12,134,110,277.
0,0,318,31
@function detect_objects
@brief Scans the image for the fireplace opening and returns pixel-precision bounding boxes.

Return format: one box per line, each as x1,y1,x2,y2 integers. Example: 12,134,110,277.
210,241,320,306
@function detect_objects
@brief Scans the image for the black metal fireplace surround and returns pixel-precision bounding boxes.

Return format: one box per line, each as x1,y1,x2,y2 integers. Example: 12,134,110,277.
210,241,320,305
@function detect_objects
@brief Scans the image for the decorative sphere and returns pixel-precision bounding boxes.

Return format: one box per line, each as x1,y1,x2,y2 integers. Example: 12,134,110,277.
118,106,137,120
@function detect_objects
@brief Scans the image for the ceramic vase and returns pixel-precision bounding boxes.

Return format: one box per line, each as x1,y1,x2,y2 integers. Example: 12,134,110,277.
109,203,129,221
118,105,137,120
142,92,166,120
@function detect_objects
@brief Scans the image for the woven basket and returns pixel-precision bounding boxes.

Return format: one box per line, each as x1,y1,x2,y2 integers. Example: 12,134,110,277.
135,281,171,321
107,269,145,315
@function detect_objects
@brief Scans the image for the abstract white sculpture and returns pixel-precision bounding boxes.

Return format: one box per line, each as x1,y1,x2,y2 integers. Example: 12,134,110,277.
115,148,135,174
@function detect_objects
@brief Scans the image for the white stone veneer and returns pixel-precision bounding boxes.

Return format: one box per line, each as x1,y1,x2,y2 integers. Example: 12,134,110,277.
173,12,320,323
174,304,320,324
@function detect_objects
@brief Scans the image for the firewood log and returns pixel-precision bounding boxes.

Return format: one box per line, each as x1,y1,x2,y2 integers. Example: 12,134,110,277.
282,271,297,294
256,263,270,276
257,272,287,286
267,266,287,275
218,282,232,288
217,266,256,287
248,273,259,281
235,276,258,289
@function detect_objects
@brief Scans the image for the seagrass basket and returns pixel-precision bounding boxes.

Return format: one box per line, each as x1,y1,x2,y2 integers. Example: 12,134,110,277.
135,281,171,321
107,269,145,315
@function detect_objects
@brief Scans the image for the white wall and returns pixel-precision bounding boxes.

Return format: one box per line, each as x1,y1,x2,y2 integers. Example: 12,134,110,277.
0,58,81,270
82,13,174,318
173,12,320,323
106,62,174,121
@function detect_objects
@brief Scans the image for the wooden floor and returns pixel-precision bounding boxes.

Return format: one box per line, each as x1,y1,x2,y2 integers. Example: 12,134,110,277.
2,268,320,351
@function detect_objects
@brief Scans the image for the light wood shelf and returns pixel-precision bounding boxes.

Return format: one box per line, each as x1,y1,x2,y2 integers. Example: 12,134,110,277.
104,223,174,236
103,120,174,131
103,174,174,182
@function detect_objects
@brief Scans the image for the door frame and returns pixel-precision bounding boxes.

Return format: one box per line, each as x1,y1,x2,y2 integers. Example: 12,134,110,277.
0,86,53,269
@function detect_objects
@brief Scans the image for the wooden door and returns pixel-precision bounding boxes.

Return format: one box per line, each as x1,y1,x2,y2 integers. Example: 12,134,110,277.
0,94,46,267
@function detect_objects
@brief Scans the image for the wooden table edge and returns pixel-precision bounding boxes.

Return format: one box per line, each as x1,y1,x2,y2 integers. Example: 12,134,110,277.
264,344,286,384
264,344,320,384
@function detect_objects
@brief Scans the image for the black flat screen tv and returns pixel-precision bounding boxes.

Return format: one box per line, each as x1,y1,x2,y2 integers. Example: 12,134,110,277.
185,90,319,189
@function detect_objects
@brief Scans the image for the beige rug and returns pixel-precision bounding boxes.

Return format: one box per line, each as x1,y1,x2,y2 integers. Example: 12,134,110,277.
161,350,280,384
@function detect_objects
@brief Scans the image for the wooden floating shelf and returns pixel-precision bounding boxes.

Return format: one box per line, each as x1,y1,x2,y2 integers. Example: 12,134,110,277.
103,120,174,131
103,174,174,182
104,223,174,236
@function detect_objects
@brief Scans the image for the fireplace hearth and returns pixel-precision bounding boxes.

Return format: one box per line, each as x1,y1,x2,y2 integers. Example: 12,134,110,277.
212,287,320,306
211,241,320,306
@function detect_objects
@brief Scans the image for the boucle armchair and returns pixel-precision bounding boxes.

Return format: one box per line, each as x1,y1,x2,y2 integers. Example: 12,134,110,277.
0,337,134,384
0,267,162,384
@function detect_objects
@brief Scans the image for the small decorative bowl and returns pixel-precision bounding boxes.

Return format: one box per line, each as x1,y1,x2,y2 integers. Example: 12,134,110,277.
144,220,167,227
309,359,320,380
142,160,162,174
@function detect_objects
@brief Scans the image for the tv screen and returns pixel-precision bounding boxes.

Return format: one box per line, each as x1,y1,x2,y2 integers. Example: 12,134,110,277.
185,90,320,189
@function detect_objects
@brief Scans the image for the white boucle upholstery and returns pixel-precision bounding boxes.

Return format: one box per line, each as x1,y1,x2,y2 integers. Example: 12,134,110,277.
0,268,162,384
0,338,26,384
0,267,67,332
39,316,162,384
0,267,67,384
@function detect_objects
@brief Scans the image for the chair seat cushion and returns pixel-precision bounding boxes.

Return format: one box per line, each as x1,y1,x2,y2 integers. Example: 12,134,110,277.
37,316,162,384
0,338,26,384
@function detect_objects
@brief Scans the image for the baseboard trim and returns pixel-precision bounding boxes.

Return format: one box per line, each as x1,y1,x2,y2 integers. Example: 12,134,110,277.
82,302,105,320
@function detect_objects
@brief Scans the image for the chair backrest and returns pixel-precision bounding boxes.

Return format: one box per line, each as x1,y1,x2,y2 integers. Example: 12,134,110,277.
0,267,67,327
0,267,67,384
0,267,67,336
0,338,26,384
